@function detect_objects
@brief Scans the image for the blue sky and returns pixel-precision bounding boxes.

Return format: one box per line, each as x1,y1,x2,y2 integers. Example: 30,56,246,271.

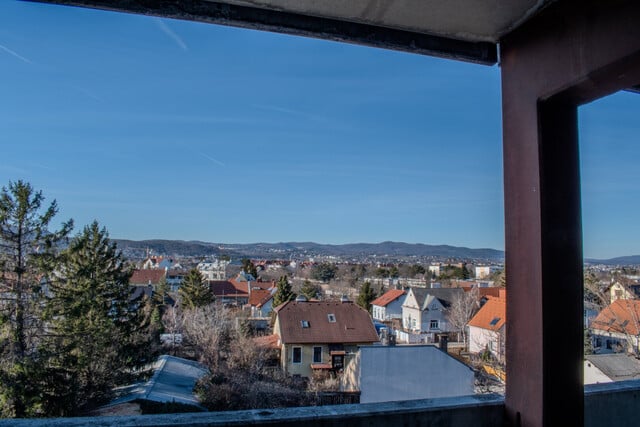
0,1,637,259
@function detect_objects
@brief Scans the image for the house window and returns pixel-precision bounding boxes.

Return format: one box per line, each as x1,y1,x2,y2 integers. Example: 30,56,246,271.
313,346,322,363
301,320,310,328
430,319,439,329
411,318,417,329
292,347,302,364
327,314,336,323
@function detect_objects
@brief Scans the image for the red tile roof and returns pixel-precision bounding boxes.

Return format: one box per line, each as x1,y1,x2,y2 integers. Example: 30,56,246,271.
591,299,640,336
129,269,166,285
275,300,379,345
371,289,406,307
467,296,506,331
248,289,274,307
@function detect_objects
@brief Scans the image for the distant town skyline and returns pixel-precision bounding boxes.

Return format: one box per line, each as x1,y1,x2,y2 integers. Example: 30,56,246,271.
1,1,638,259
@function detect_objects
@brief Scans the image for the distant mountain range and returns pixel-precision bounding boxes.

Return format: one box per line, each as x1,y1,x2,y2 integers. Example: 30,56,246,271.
112,239,505,262
112,238,640,266
585,255,640,266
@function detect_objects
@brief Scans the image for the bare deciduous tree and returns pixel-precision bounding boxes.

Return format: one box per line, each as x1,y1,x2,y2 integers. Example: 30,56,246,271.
446,286,480,347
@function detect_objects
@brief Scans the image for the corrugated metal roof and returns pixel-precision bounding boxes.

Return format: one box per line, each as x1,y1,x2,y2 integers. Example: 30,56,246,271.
105,355,209,410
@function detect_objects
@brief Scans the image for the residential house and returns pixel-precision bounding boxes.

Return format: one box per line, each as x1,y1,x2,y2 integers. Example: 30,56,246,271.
209,277,276,307
248,288,275,317
467,295,506,362
141,256,175,270
196,259,229,281
459,285,504,307
272,297,379,378
165,269,186,291
129,269,166,287
209,280,249,306
371,289,406,322
590,299,640,354
474,265,501,279
401,287,464,342
607,281,640,304
340,344,474,403
584,353,640,384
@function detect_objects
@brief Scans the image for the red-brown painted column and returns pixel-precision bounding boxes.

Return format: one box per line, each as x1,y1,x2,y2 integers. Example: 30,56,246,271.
500,1,640,426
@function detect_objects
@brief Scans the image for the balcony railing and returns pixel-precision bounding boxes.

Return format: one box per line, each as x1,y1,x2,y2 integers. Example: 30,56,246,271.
0,380,637,427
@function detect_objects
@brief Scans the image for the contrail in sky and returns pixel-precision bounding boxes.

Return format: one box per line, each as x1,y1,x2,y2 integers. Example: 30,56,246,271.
153,18,188,51
199,152,226,167
0,43,32,64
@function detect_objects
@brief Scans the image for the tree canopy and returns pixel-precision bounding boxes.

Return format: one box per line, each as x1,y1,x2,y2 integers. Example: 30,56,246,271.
310,263,337,283
179,268,214,309
0,180,73,417
273,275,296,308
356,281,377,313
42,221,155,415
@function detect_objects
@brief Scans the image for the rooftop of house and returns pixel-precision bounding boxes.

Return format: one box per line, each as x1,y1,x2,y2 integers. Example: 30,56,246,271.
407,287,464,310
248,288,274,307
129,269,166,285
208,280,248,297
585,353,640,382
274,299,379,344
371,289,406,308
591,299,640,336
467,296,506,331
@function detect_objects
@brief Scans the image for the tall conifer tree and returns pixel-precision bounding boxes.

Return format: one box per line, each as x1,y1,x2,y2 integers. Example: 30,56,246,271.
179,268,214,309
356,281,377,313
0,180,72,417
42,221,153,415
273,275,295,308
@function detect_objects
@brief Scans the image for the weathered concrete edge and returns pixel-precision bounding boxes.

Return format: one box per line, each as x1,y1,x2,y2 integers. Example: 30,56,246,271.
0,394,504,426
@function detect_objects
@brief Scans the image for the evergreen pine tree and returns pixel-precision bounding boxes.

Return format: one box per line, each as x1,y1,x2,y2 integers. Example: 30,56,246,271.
150,276,170,335
299,279,320,301
273,275,295,308
0,180,73,417
179,268,214,309
356,281,377,313
41,221,153,415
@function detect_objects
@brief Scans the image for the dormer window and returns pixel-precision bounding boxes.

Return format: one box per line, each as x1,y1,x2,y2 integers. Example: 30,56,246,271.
327,314,336,323
489,317,501,326
301,320,310,328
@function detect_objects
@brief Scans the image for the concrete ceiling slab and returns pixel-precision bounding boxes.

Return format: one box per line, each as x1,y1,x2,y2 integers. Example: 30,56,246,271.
24,0,557,64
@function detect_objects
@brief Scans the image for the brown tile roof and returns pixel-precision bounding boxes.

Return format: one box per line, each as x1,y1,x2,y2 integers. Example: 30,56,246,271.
371,289,406,307
248,289,274,307
275,300,379,345
248,279,276,291
591,299,640,336
129,269,166,286
467,296,506,331
209,280,248,297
